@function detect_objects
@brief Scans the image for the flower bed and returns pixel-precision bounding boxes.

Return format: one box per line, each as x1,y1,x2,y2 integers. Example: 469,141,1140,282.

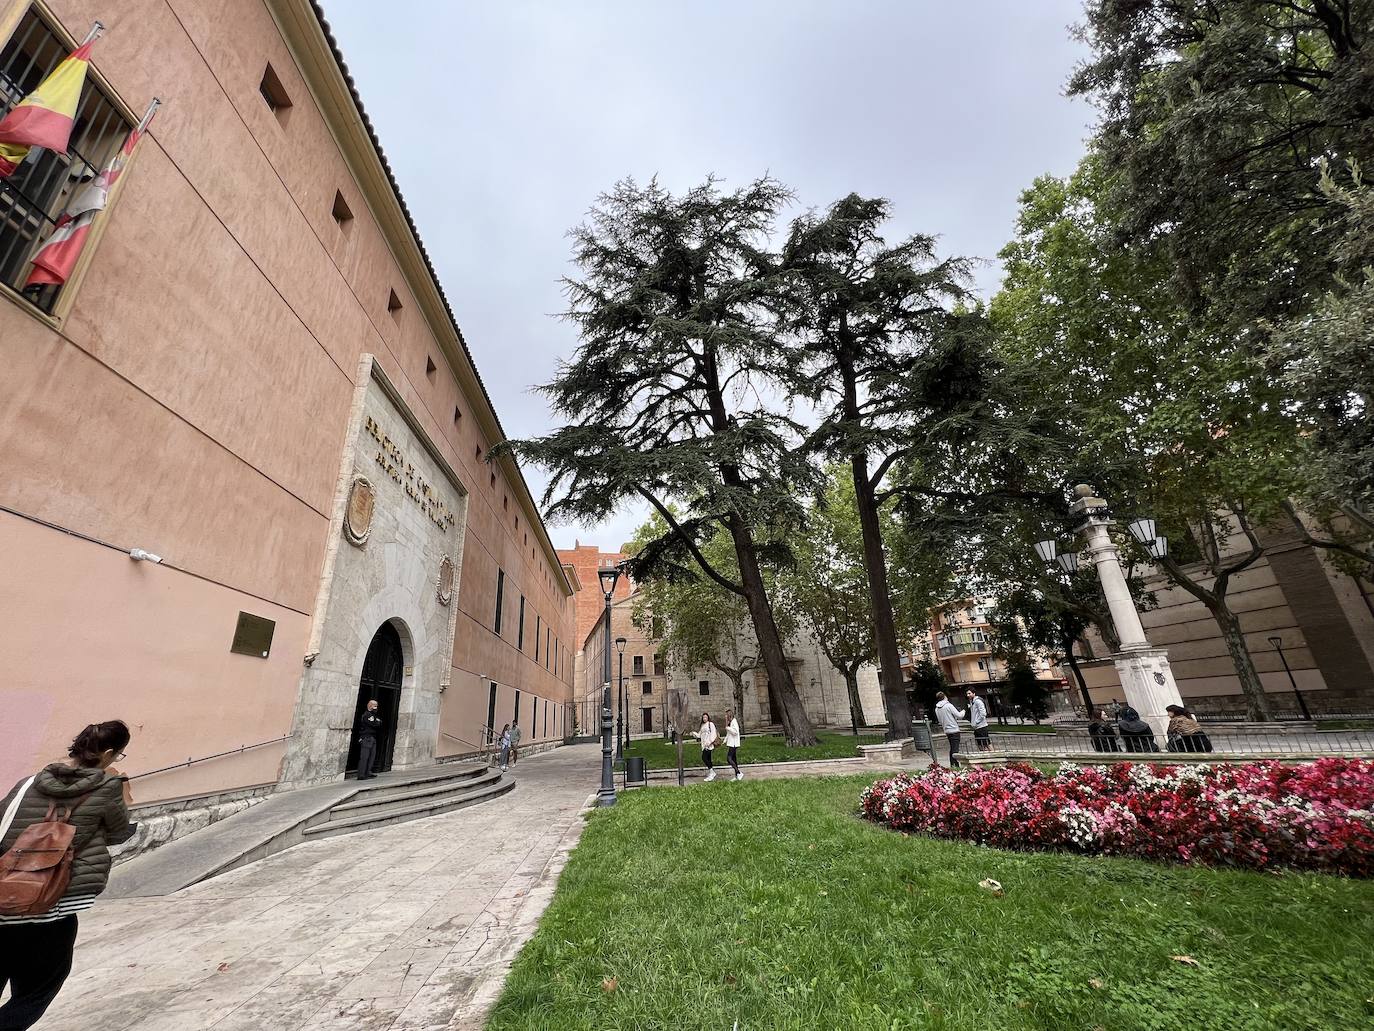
860,759,1374,876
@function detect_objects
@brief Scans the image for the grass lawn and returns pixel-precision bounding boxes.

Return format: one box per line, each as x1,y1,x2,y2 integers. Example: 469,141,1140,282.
487,775,1374,1031
626,731,883,769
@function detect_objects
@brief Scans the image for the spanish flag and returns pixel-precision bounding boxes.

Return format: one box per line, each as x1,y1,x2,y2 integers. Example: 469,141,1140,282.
0,40,96,178
26,100,157,288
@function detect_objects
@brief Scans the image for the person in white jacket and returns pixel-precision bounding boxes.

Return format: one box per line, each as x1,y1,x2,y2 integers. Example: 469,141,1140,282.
692,713,720,781
723,709,742,781
933,692,967,769
965,690,991,751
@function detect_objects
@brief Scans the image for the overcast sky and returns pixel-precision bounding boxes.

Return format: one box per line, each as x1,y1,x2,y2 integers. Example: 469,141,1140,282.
319,1,1095,551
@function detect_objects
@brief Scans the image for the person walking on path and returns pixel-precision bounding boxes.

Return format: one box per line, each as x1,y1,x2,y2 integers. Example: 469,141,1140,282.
509,722,522,765
356,699,383,780
497,724,512,771
965,690,991,752
1118,706,1160,752
933,692,966,769
0,720,135,1030
723,709,742,781
693,713,720,782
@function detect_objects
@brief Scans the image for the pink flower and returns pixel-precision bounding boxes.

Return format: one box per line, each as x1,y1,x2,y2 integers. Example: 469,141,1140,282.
859,759,1374,876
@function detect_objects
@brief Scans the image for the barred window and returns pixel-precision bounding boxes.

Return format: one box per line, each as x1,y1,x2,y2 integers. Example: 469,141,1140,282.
0,10,134,313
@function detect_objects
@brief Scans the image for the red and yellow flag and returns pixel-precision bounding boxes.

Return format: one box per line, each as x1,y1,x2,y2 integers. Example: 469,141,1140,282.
0,40,95,177
26,100,157,288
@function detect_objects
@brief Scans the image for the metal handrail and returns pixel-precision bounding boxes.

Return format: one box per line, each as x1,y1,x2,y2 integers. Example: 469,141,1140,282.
127,735,291,781
442,727,500,765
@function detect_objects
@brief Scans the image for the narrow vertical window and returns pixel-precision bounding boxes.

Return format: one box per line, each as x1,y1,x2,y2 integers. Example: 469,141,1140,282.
494,569,505,635
535,615,541,662
517,596,526,650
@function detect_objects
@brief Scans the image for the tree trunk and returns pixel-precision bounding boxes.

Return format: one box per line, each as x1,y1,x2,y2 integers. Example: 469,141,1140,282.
1209,601,1272,721
726,515,818,745
842,667,863,736
1061,631,1094,715
850,459,912,740
729,671,746,727
835,331,912,742
698,336,816,746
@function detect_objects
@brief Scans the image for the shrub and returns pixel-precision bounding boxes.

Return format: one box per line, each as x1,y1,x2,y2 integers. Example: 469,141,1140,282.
859,758,1374,876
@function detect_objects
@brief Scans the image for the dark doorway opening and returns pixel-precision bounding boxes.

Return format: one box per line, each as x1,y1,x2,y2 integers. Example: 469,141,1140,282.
347,621,404,776
642,707,654,733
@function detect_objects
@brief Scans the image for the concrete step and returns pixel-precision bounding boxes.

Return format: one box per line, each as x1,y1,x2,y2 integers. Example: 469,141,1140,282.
106,761,494,897
329,768,504,819
301,775,515,841
348,763,493,800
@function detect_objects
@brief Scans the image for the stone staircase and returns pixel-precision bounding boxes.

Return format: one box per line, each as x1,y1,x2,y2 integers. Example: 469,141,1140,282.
109,760,513,897
300,763,512,841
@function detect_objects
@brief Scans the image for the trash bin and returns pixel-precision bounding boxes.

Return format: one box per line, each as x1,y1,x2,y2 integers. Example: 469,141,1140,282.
625,756,648,787
911,722,931,750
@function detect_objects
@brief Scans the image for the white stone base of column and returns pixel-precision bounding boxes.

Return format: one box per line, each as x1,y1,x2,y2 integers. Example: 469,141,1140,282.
1111,647,1184,741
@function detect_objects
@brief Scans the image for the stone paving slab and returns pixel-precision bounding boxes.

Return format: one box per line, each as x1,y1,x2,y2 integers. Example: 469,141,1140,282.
26,744,600,1031
107,764,494,899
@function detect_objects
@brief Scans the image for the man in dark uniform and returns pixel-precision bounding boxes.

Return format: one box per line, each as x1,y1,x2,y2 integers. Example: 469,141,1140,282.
357,699,383,780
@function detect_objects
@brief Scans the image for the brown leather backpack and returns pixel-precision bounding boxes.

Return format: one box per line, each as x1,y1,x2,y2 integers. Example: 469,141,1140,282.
0,791,95,916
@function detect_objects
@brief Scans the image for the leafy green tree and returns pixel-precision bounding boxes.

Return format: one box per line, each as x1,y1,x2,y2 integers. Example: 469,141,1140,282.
506,177,819,744
786,466,932,735
907,658,948,722
1069,0,1374,337
629,518,770,723
1007,663,1051,724
778,194,972,740
992,162,1317,720
1269,165,1374,547
1068,0,1374,563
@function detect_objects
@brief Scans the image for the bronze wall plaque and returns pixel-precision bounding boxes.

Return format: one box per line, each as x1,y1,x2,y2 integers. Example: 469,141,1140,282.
230,611,276,658
436,555,454,605
344,475,375,545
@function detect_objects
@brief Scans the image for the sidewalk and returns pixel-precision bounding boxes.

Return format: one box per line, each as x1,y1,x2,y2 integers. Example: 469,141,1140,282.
30,744,601,1031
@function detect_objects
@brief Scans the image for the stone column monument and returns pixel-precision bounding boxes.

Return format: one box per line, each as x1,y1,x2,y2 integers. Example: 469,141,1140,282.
1070,485,1184,740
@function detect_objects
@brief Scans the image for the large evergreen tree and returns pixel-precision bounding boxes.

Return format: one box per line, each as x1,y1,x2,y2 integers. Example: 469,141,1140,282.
505,177,819,744
778,195,972,740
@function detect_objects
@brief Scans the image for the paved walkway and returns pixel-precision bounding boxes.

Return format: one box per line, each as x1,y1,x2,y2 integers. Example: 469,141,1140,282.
32,744,601,1031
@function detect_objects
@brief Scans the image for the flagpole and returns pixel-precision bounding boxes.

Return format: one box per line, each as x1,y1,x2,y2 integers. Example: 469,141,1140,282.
135,98,161,135
82,22,105,46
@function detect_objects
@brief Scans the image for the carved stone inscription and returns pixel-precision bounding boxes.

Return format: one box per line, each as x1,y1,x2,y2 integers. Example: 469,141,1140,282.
364,414,457,532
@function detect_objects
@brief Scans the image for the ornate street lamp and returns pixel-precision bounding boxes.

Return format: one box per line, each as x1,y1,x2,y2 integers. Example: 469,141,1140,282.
1127,516,1169,561
615,635,627,759
1029,540,1092,713
596,564,623,806
1267,635,1312,721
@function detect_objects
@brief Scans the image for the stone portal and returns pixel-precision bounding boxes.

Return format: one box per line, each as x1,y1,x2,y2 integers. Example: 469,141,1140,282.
279,357,468,788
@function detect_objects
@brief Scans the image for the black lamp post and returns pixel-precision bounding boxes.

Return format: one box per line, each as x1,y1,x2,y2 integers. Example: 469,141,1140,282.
596,564,622,806
1267,635,1312,721
615,636,627,759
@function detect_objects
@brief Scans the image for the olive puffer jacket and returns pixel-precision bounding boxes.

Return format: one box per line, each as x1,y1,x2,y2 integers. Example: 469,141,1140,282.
1,764,133,900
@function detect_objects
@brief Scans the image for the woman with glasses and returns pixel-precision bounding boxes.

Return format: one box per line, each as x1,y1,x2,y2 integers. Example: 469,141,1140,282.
0,720,135,1029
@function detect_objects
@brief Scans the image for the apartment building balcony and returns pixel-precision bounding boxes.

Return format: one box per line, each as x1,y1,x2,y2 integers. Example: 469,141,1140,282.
936,634,990,658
